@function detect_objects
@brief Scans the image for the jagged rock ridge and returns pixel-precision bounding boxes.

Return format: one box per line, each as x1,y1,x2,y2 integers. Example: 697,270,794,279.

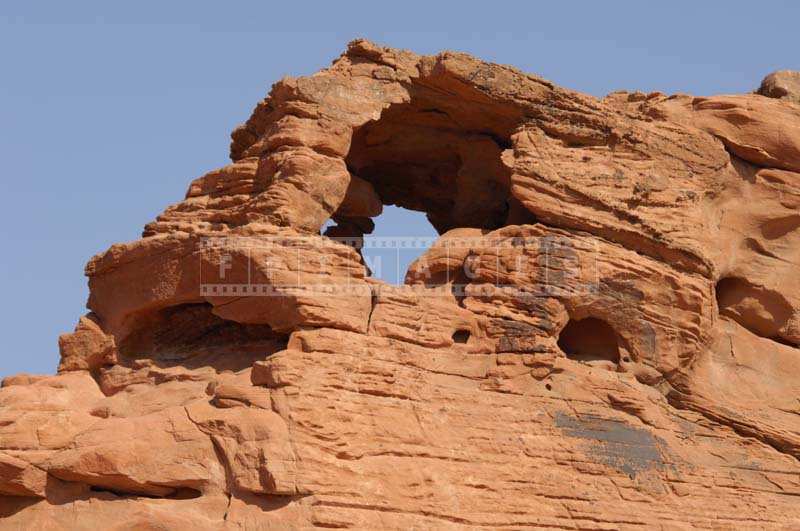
1,40,800,529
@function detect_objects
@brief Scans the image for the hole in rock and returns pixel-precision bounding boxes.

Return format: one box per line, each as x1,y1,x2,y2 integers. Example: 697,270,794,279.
557,317,621,366
363,206,438,284
118,303,288,371
452,329,471,344
716,276,796,345
335,84,536,285
89,485,202,500
323,206,438,284
345,95,520,235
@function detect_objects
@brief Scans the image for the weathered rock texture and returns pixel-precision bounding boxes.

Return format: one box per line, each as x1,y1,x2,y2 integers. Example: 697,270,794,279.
2,41,800,529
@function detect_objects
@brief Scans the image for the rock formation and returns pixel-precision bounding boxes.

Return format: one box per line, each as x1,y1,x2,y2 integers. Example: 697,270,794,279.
2,40,800,529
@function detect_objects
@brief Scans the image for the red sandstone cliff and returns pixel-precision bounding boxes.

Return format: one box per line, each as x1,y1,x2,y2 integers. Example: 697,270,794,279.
2,40,800,529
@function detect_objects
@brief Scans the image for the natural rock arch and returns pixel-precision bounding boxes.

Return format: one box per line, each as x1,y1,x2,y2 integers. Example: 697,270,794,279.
342,90,527,235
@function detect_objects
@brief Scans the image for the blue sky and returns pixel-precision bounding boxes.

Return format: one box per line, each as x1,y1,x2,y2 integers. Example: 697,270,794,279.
1,1,798,377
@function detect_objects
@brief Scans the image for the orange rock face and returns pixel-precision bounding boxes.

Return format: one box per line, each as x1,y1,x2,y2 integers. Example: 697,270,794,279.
2,41,800,529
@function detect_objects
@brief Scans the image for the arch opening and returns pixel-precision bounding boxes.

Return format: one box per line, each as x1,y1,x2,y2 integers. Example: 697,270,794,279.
332,83,536,284
323,206,439,285
365,205,437,285
343,86,534,235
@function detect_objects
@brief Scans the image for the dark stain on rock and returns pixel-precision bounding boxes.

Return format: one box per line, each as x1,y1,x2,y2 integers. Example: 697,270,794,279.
638,320,658,356
600,278,645,303
554,412,667,477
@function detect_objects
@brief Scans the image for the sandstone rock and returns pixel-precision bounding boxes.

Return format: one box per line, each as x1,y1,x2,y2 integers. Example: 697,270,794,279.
758,69,800,104
44,406,222,498
0,453,47,498
652,93,800,172
334,175,383,219
2,41,800,528
58,313,117,372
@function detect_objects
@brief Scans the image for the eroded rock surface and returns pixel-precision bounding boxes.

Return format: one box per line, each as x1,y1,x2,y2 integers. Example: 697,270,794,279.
758,70,800,105
2,41,800,529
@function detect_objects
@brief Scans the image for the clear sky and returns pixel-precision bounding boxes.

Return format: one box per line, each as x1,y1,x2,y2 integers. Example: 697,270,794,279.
1,1,798,377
